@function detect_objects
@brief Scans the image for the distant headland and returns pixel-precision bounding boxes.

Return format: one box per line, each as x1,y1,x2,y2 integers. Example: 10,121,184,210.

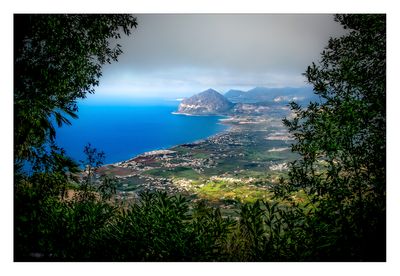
175,86,315,116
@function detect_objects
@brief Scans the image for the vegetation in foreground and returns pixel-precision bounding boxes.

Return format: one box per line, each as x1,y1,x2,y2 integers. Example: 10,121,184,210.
12,186,339,261
14,14,385,261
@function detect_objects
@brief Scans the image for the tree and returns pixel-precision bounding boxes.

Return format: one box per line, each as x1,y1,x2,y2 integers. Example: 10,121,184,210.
14,15,137,260
14,14,137,162
280,14,386,260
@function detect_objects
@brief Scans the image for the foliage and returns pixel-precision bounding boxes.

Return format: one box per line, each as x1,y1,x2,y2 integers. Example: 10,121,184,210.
279,14,386,260
14,142,117,260
14,14,386,262
15,190,236,261
13,14,135,260
188,200,235,261
106,192,192,261
14,14,137,161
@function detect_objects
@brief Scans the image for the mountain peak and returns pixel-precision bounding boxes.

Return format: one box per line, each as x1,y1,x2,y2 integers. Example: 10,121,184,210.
177,89,233,115
201,88,220,94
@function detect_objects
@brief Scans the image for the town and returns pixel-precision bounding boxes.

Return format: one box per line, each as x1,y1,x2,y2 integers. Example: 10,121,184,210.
97,109,299,209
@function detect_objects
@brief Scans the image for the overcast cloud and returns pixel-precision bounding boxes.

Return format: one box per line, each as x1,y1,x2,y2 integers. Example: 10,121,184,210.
96,14,345,98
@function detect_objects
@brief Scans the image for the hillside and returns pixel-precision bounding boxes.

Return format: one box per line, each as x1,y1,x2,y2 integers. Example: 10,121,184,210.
177,88,234,115
225,86,316,104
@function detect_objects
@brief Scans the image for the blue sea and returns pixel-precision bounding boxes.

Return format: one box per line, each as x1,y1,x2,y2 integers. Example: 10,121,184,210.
56,98,228,165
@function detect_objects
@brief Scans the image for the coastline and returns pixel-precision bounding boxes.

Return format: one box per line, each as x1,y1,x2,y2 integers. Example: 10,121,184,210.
98,111,297,202
171,111,230,117
56,100,232,167
110,115,234,167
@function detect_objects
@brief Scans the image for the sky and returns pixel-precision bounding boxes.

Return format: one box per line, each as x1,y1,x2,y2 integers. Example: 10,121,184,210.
95,14,345,99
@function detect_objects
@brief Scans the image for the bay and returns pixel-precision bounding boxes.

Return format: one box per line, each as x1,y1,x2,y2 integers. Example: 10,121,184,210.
56,98,228,165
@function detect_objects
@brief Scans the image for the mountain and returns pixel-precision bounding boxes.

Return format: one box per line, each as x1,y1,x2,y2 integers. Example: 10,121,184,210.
177,89,234,115
177,86,317,116
225,86,316,104
224,89,246,99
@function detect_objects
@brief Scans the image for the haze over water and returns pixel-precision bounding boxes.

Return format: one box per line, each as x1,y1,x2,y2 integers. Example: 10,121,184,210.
56,98,228,165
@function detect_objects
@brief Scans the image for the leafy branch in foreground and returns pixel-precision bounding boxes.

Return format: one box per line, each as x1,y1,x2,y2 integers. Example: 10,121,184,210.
279,14,386,261
14,14,137,162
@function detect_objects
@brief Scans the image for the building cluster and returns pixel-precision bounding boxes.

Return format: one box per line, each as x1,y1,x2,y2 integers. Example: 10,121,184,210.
98,112,295,206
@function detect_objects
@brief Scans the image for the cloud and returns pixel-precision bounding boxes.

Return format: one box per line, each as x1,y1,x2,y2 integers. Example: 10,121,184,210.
98,14,345,97
97,68,309,98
